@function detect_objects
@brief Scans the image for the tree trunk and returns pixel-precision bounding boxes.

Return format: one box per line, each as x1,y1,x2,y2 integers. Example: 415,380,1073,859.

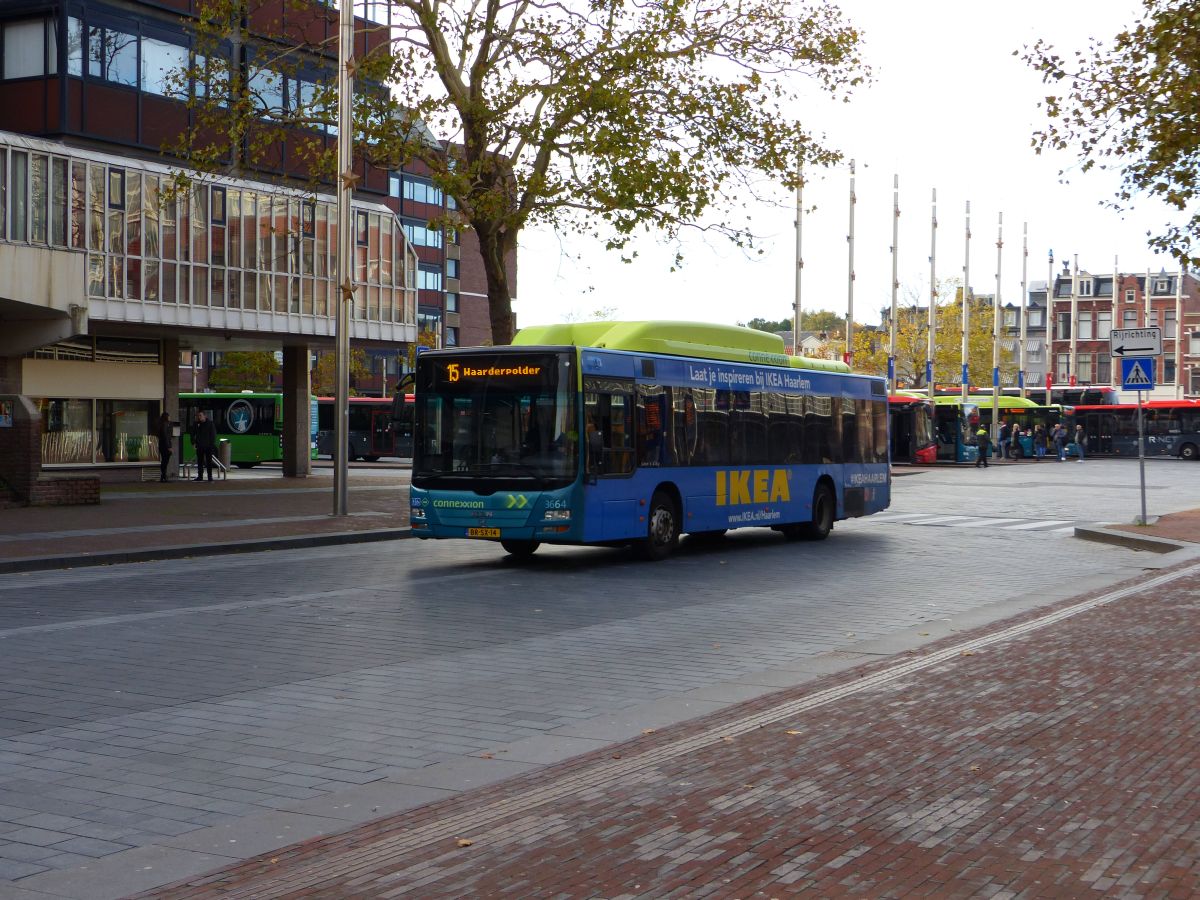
474,221,516,345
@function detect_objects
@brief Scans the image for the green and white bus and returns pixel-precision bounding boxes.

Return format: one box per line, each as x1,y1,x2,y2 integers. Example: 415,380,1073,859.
180,392,316,468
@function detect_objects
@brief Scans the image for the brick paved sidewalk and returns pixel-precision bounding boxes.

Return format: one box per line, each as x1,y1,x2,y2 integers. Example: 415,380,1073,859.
139,560,1200,899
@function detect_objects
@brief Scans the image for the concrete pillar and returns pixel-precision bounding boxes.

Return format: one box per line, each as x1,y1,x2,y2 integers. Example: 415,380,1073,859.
0,356,23,394
281,345,312,478
161,337,180,479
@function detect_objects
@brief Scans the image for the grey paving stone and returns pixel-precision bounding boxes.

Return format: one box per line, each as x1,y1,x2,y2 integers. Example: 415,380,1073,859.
0,858,48,881
276,781,457,822
157,811,346,858
14,845,240,900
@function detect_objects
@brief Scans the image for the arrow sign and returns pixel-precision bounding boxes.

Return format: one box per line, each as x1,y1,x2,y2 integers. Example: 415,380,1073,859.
1110,327,1161,359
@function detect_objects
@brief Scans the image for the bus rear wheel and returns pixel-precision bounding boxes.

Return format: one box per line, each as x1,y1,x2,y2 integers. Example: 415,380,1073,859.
792,484,834,541
363,455,381,462
500,539,540,559
1180,443,1199,461
636,490,680,560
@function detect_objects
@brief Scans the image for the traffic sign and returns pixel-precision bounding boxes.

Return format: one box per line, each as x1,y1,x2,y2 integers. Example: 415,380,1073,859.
1110,327,1161,358
1121,357,1155,390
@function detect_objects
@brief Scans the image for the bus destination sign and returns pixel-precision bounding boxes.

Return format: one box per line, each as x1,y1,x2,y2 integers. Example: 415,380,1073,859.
443,362,543,382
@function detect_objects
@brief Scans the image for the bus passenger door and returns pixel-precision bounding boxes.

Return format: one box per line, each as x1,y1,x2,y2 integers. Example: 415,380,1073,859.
370,410,395,458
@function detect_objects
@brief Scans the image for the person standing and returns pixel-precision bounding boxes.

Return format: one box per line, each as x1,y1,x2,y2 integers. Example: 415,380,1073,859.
1052,422,1067,461
191,410,218,482
1074,423,1087,463
974,425,991,468
155,411,173,482
1033,423,1047,462
997,420,1010,463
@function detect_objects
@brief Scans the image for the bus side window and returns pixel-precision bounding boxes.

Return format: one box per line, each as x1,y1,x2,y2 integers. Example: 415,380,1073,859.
583,378,635,475
636,385,668,467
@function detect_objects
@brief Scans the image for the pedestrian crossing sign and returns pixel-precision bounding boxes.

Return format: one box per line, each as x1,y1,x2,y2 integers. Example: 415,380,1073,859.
1121,357,1155,390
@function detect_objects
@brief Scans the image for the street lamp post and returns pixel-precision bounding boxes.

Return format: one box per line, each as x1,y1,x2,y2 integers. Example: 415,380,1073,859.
333,0,356,517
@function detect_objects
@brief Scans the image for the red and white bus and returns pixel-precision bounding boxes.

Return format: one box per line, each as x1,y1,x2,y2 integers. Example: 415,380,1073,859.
888,395,937,464
1067,400,1200,460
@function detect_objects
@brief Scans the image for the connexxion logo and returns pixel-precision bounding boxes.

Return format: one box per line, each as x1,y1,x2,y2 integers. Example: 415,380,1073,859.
715,469,792,506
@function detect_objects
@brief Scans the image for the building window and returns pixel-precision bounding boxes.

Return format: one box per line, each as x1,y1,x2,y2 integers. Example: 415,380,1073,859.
1097,311,1112,340
1077,312,1093,341
388,173,400,198
210,186,226,225
402,221,443,248
355,210,369,246
141,37,188,97
445,326,459,346
1125,288,1136,303
2,19,55,79
1097,357,1111,383
1165,308,1176,338
444,291,458,313
1190,332,1200,355
402,178,443,206
1056,353,1070,381
1123,309,1138,328
1077,354,1093,382
1154,278,1170,293
417,266,442,291
1165,358,1176,383
87,24,138,87
1027,308,1043,328
445,257,459,279
1003,308,1017,328
1078,279,1093,297
1149,310,1159,327
1056,312,1071,341
108,169,125,209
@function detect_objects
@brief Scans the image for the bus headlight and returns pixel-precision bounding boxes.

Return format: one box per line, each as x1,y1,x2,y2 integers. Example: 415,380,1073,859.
542,509,571,522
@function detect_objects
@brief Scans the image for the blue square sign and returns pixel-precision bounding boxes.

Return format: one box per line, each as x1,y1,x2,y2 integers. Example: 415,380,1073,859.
1121,357,1155,391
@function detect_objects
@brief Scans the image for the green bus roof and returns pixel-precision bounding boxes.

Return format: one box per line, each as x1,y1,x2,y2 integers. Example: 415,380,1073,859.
511,321,853,373
931,395,1047,409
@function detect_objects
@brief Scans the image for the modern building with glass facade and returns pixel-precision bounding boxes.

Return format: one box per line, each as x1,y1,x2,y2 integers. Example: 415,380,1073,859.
0,0,504,491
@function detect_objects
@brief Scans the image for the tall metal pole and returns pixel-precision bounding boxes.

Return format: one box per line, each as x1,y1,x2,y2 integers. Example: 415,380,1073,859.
961,201,971,400
333,0,355,517
793,162,804,356
846,160,856,366
927,189,937,399
1069,254,1079,386
1145,263,1153,391
1112,256,1120,387
889,174,899,392
1047,249,1054,394
1019,223,1028,398
991,212,1003,447
1175,265,1184,398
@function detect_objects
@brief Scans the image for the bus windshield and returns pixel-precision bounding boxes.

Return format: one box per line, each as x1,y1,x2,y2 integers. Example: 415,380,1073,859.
413,351,578,488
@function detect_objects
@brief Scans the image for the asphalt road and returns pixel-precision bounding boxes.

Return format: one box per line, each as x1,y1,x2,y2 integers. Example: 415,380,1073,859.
1,457,1198,897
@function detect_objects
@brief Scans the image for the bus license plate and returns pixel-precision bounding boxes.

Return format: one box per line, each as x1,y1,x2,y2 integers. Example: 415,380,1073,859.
467,527,501,538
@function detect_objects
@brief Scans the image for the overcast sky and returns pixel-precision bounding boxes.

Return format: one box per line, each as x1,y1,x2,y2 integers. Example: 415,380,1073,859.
512,0,1177,331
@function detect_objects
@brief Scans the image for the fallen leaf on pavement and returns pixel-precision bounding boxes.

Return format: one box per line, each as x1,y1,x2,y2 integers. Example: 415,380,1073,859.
456,839,474,848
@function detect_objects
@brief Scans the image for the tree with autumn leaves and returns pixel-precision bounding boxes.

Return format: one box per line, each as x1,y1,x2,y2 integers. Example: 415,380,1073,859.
1022,1,1200,267
178,0,869,344
847,284,1016,389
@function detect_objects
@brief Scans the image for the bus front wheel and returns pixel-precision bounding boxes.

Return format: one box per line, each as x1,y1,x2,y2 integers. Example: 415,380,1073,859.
500,539,540,559
1180,443,1198,461
792,484,835,541
636,490,680,560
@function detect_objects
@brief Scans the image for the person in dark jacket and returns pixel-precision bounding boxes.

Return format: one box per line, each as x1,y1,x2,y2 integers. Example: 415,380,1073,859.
974,425,991,468
155,411,173,482
191,411,218,482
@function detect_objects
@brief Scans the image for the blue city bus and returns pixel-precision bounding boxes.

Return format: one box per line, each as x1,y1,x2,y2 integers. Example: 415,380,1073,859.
409,321,891,559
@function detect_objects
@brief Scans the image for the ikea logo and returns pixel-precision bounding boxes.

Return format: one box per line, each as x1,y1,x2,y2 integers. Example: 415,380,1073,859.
715,469,791,506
